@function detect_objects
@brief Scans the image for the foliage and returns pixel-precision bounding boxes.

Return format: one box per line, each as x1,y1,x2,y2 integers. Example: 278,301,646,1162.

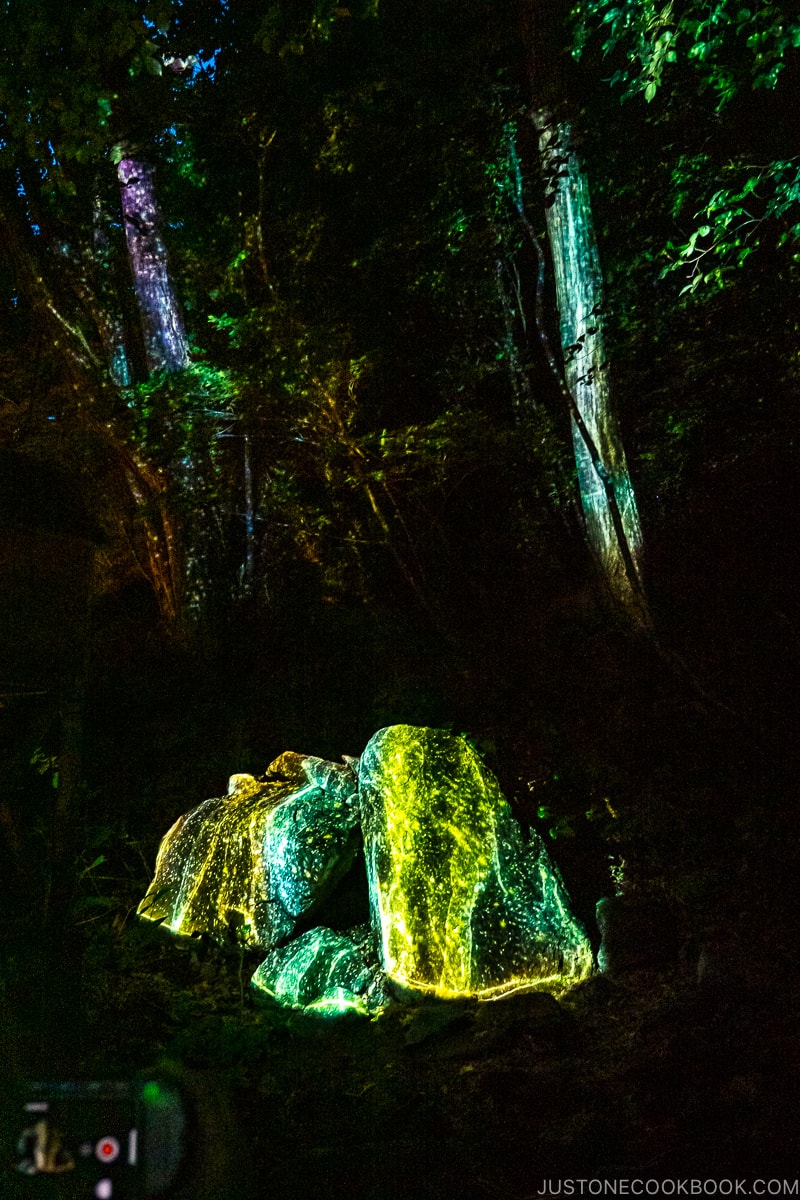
662,156,800,294
573,0,800,292
0,0,172,181
572,0,800,106
0,0,562,631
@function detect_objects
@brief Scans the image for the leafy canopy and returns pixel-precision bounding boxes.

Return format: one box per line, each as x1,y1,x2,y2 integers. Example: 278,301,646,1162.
572,0,800,291
572,0,800,107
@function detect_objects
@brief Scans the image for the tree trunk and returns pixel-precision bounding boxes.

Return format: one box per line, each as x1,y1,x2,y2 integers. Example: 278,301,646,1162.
91,192,148,386
118,157,189,374
242,433,256,594
533,109,649,625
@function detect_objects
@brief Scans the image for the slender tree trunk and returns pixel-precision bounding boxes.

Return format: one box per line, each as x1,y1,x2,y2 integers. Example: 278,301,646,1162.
118,157,189,374
242,433,256,594
495,252,536,413
533,109,649,624
91,193,146,386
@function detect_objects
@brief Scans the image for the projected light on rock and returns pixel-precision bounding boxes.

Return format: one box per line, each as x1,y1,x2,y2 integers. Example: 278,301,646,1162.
358,726,593,999
265,752,361,920
139,727,592,1014
250,925,390,1016
137,754,359,948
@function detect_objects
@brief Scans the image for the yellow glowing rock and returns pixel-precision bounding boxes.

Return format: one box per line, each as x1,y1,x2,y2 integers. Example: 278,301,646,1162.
358,726,593,998
137,753,359,948
226,773,264,798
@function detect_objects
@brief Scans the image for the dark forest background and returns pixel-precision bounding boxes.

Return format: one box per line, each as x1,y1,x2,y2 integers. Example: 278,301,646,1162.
1,0,799,1193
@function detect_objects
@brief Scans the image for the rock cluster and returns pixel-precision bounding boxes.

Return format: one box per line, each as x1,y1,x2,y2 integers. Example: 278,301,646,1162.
138,726,593,1013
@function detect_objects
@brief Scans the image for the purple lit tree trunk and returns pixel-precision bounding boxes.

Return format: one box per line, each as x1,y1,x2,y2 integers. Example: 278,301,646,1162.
118,157,189,374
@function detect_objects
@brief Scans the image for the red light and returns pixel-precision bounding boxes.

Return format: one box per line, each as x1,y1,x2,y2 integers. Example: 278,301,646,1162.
95,1137,119,1163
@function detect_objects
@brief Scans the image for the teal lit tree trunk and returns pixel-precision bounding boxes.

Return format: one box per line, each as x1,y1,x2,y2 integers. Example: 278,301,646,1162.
533,109,649,625
118,157,189,374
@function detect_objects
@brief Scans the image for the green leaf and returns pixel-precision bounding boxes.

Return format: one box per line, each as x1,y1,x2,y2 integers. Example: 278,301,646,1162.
79,855,107,878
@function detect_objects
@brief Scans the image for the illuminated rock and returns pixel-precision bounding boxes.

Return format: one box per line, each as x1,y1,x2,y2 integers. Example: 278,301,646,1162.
139,727,592,1014
263,752,361,920
358,725,593,999
250,926,390,1016
137,754,359,948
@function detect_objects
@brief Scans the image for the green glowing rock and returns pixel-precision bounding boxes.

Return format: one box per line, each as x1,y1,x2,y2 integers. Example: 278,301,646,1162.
139,727,592,1016
358,725,593,999
137,754,359,947
250,926,390,1016
264,752,360,920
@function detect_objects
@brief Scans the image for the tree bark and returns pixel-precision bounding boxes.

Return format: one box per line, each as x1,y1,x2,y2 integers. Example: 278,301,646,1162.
90,192,147,386
118,157,189,374
533,108,649,625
